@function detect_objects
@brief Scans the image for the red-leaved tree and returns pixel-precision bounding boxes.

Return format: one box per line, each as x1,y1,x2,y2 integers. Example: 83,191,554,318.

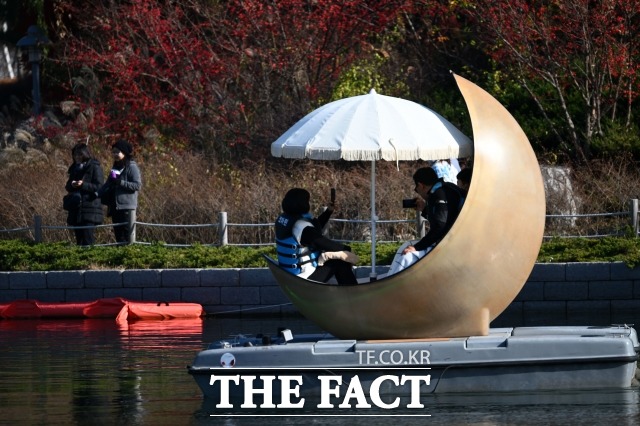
52,0,412,161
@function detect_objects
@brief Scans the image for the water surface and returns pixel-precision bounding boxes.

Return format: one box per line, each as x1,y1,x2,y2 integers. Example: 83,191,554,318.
1,317,638,425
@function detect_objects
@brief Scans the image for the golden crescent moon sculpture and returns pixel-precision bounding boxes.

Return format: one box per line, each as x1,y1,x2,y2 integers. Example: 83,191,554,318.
267,74,546,339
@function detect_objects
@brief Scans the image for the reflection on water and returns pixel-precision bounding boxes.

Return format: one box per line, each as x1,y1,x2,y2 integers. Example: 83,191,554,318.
0,317,639,425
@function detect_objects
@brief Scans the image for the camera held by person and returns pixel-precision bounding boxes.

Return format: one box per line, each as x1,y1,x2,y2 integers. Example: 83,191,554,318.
402,198,417,209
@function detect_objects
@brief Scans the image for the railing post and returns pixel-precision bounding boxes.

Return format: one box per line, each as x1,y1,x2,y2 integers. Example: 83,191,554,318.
631,199,639,237
129,210,136,243
219,211,228,246
34,215,42,243
321,206,331,237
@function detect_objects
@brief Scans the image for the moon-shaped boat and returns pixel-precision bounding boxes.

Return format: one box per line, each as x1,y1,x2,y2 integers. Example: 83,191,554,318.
267,74,546,339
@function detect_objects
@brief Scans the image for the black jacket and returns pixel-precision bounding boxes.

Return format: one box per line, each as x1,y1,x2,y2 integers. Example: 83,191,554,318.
414,179,463,251
299,208,351,252
65,159,104,225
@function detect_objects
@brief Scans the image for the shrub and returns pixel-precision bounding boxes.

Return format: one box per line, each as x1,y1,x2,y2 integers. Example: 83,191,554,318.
1,237,640,271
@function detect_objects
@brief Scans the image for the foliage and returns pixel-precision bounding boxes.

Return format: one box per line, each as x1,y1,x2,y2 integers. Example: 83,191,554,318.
0,239,373,271
538,237,640,268
46,0,413,162
0,239,278,271
2,237,640,272
53,0,232,152
328,54,411,102
469,0,640,162
5,0,640,165
591,121,640,158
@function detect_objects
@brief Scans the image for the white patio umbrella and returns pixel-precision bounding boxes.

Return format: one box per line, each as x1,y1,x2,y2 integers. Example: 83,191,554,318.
271,89,473,278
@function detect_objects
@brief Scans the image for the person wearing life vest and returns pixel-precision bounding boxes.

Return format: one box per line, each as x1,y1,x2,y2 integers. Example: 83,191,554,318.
389,167,465,275
275,188,358,285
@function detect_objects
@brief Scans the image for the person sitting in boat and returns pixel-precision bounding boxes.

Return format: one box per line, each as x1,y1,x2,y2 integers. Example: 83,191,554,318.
389,167,464,275
456,167,472,195
431,159,458,183
275,188,358,285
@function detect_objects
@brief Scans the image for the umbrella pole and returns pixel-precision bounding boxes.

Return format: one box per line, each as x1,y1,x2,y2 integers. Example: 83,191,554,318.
370,160,377,280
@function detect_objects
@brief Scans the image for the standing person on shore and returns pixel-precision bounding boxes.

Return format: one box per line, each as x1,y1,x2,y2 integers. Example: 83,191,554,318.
63,143,104,246
97,139,142,244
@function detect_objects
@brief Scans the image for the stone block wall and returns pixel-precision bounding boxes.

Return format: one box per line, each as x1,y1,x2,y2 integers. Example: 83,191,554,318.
492,262,640,327
1,263,640,326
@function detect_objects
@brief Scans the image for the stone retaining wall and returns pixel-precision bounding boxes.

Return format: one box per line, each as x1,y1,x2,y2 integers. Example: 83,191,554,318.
1,262,640,326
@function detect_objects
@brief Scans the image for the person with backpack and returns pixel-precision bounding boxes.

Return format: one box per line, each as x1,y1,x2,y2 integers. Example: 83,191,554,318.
389,166,464,275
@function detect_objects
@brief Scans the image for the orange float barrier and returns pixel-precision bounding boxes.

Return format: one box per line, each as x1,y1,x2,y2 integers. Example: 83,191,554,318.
0,298,204,321
83,297,128,318
0,299,88,319
116,301,205,322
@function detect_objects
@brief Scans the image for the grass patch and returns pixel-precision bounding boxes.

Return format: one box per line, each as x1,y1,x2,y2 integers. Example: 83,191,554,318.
1,237,639,271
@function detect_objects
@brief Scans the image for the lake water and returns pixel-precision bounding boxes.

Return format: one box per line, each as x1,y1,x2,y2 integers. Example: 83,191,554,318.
1,317,639,425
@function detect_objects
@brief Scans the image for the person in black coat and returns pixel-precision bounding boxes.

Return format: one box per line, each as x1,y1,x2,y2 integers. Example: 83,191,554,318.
64,143,104,245
389,167,464,274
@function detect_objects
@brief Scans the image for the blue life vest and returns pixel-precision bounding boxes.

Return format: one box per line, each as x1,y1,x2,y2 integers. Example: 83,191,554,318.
275,213,320,275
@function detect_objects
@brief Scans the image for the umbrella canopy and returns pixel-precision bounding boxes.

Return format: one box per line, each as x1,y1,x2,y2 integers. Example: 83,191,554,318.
272,89,473,161
271,89,473,277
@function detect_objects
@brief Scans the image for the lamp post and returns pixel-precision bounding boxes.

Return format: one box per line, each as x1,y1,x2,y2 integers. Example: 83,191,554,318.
17,25,50,115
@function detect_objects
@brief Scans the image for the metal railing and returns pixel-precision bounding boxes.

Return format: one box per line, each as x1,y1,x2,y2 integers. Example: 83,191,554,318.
1,199,638,246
